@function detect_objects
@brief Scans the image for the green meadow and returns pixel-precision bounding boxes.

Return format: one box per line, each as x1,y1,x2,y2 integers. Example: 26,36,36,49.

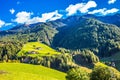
17,42,61,57
0,63,66,80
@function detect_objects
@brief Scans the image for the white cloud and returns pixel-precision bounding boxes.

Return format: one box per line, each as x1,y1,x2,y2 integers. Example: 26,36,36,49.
0,20,5,28
0,20,13,28
9,8,15,14
26,17,42,24
27,10,63,24
66,3,84,16
80,1,97,13
5,23,13,26
13,10,63,24
104,8,119,15
66,1,97,16
88,8,106,14
39,10,63,22
108,0,116,4
88,8,119,15
13,11,33,24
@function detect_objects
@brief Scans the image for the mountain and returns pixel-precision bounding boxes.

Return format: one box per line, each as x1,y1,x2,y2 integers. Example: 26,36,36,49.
10,22,43,31
52,17,120,57
72,14,120,27
0,23,58,45
0,26,13,31
1,14,120,58
96,14,120,27
1,14,120,74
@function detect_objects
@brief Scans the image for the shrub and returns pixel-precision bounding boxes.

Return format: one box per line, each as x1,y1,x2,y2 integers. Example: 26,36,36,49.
66,67,90,80
90,63,120,80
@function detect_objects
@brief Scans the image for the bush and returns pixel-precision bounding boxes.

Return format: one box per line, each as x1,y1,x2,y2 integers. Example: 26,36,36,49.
90,63,120,80
66,67,90,80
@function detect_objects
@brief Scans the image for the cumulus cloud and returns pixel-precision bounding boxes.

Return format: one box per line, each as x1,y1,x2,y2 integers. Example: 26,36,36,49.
104,8,119,15
13,10,63,24
66,3,84,16
108,0,116,4
0,20,5,28
66,1,97,16
80,1,97,13
13,11,33,24
39,10,63,22
26,17,42,24
0,20,13,28
10,8,15,14
88,8,119,15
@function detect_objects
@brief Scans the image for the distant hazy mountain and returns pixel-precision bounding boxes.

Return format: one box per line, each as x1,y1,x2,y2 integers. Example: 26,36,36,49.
97,14,120,27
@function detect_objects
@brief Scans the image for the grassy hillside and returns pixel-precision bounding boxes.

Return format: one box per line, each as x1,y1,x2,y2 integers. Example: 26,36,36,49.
0,63,66,80
18,42,60,57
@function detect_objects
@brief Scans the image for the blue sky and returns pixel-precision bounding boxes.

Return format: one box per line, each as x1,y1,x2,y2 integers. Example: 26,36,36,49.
0,0,120,30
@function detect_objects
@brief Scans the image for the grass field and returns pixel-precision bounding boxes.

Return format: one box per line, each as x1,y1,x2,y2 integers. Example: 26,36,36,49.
17,42,61,57
0,63,66,80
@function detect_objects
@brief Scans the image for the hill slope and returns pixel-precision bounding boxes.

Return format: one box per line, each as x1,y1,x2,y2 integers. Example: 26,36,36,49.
17,42,60,57
101,51,120,71
52,18,120,57
1,15,120,58
0,63,66,80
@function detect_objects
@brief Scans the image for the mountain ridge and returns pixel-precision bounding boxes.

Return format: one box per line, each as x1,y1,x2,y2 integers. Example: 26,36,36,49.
1,13,120,31
0,14,120,58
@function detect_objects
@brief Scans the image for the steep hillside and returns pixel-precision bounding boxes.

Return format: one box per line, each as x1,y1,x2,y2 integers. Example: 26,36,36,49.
52,18,120,57
0,23,58,45
97,14,120,27
101,51,120,70
82,14,120,27
0,63,66,80
17,42,60,57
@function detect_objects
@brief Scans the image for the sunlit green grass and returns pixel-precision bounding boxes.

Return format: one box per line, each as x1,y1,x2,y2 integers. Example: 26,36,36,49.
17,42,61,57
0,63,66,80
